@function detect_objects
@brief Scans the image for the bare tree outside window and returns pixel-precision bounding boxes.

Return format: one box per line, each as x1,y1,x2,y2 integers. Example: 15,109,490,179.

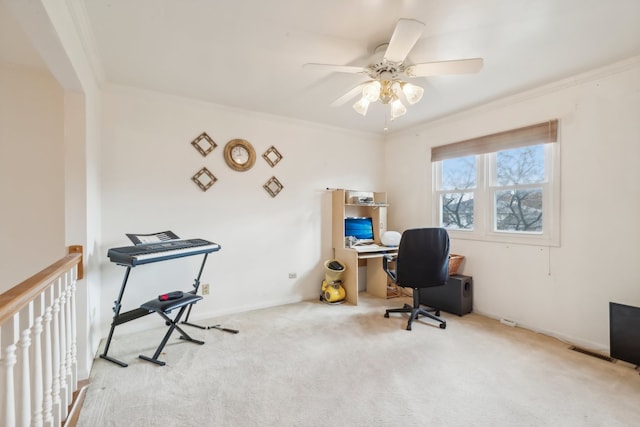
442,192,474,229
495,189,543,231
440,156,475,229
494,145,545,232
436,145,546,233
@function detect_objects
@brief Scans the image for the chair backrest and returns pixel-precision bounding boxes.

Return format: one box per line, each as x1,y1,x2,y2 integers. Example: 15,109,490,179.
396,228,450,289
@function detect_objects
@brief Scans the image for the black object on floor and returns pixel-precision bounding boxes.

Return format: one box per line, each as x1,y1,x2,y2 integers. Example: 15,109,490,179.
181,320,240,334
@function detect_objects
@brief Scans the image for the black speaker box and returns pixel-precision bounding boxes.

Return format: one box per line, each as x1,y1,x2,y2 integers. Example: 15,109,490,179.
419,274,473,316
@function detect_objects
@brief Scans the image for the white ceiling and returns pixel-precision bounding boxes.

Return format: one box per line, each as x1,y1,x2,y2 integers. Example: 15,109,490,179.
4,0,640,134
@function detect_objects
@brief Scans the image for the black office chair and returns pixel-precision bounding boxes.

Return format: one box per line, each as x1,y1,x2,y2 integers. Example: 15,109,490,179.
383,228,450,331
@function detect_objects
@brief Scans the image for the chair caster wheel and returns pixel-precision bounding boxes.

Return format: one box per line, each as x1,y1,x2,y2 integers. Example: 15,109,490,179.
406,326,412,331
439,323,447,329
435,310,441,316
384,313,389,318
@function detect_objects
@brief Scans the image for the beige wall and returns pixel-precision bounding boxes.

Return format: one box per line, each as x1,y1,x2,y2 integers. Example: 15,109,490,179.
99,87,384,335
384,57,640,351
2,0,104,379
0,62,66,291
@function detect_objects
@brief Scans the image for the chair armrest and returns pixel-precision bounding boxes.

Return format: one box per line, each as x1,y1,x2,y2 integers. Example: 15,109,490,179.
382,254,397,282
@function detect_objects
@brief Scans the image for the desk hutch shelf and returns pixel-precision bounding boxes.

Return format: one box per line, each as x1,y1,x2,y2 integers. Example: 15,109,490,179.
331,189,397,305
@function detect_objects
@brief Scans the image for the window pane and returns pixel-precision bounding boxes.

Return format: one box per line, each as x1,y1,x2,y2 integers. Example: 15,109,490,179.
441,156,476,190
496,145,545,186
441,192,474,230
495,188,543,232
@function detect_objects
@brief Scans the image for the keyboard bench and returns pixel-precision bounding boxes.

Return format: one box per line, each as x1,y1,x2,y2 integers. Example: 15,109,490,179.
138,292,204,366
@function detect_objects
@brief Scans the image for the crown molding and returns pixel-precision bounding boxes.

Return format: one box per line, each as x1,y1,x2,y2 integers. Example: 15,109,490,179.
66,0,105,87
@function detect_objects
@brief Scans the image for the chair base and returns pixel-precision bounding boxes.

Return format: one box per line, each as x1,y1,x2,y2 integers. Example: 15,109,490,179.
384,289,447,331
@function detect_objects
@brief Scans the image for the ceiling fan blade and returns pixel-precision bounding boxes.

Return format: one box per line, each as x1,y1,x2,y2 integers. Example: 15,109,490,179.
383,19,425,63
405,58,484,77
330,83,369,107
303,63,368,74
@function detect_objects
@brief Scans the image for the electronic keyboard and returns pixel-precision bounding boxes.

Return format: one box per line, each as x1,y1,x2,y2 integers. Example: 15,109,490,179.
107,238,221,266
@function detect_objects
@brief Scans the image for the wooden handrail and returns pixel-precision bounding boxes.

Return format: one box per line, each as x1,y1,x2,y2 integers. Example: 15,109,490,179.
0,247,82,325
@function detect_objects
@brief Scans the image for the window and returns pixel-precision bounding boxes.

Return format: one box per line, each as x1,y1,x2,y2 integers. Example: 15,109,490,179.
432,120,560,246
439,155,476,230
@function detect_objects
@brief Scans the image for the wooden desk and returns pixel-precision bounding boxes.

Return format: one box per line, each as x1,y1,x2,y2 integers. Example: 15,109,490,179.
334,246,398,305
331,188,395,305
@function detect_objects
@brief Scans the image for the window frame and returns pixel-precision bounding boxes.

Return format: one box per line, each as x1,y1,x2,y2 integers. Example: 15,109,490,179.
432,121,560,247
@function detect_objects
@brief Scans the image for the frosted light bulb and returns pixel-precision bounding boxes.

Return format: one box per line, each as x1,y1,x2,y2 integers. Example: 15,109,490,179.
390,99,406,120
353,97,370,116
402,83,424,104
362,81,381,102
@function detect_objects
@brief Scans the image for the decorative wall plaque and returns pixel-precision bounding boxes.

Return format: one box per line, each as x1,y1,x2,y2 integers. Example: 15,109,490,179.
191,132,217,157
192,167,217,192
263,176,283,198
262,146,283,167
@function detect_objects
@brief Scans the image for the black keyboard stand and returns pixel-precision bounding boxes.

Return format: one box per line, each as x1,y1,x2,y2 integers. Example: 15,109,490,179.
100,245,236,367
181,254,240,334
100,266,149,367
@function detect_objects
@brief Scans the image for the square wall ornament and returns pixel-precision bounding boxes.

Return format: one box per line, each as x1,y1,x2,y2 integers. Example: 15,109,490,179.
262,145,283,167
263,176,283,198
191,132,217,157
192,167,218,192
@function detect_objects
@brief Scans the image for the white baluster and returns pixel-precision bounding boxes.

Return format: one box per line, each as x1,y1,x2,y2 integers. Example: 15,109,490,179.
69,267,78,390
1,313,19,427
18,303,33,426
42,287,54,427
62,283,70,419
50,279,62,425
1,344,18,427
58,280,69,419
30,293,45,427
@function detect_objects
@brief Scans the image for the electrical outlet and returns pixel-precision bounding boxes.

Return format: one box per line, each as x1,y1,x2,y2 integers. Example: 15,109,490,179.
202,284,210,295
288,272,297,279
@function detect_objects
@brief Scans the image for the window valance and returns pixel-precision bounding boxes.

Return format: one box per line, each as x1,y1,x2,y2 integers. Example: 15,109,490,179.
431,119,558,162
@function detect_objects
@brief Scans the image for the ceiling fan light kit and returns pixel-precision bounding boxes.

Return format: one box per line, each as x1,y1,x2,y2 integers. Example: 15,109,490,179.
352,78,423,120
304,18,483,127
390,98,407,120
401,82,424,105
352,97,370,116
362,81,381,102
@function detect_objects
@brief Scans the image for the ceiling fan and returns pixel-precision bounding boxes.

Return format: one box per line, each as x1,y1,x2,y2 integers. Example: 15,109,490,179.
303,19,483,121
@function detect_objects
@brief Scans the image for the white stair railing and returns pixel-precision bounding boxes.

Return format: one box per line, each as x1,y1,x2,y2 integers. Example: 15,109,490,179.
0,248,82,427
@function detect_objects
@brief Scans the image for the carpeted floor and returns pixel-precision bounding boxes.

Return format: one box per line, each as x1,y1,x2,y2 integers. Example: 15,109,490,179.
77,294,640,426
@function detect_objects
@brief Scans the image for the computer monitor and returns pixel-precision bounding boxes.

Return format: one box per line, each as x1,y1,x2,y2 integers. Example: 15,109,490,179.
344,217,374,243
